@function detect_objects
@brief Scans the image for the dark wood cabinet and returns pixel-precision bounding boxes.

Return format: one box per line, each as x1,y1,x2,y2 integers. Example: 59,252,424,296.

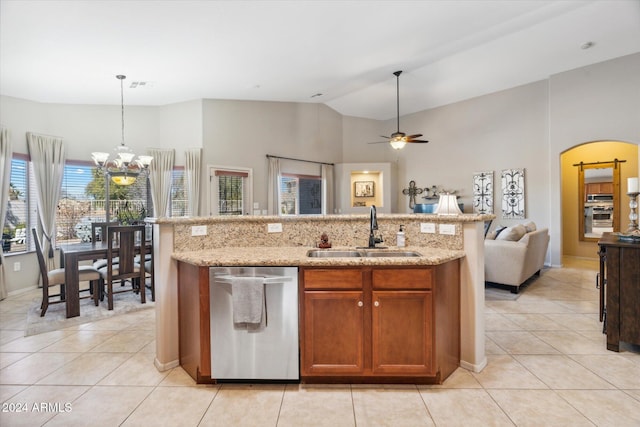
300,261,460,384
598,233,640,351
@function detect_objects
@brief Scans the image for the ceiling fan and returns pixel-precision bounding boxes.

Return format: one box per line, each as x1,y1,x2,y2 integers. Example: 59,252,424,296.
370,70,428,150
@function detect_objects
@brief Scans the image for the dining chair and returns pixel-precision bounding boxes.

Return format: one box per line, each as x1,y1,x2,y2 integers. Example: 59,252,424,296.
140,224,154,302
32,228,102,316
97,224,147,310
91,221,119,269
91,221,119,243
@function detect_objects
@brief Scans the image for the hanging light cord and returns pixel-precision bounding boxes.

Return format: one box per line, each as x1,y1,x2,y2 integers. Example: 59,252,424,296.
117,74,126,146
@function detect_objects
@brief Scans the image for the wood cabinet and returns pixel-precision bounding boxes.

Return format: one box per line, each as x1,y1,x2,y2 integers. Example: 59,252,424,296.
598,233,640,351
585,182,614,196
177,262,213,383
300,261,460,384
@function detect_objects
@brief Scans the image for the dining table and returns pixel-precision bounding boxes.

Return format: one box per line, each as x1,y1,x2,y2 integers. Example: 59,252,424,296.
58,240,151,318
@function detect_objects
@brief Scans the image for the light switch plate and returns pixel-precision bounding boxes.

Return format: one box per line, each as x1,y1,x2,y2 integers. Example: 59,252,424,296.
191,225,207,236
439,224,456,235
267,223,283,233
420,223,436,233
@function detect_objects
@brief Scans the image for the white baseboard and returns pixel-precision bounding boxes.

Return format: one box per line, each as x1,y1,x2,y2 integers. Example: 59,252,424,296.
154,357,179,372
7,285,38,297
460,357,487,373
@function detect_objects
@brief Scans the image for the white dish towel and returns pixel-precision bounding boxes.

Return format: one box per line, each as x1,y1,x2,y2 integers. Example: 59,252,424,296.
231,276,265,327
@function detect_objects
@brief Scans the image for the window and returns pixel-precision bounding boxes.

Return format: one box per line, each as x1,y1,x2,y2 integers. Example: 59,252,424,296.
2,155,31,254
279,174,322,215
3,154,185,251
57,160,150,244
209,166,253,216
171,167,187,217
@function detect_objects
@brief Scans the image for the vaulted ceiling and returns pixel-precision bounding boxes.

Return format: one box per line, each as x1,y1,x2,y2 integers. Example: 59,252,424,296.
1,1,639,120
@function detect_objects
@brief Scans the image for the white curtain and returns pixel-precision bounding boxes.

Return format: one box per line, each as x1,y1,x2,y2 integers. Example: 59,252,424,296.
148,148,175,218
0,128,12,299
184,148,202,217
267,157,280,215
27,132,66,271
322,163,334,215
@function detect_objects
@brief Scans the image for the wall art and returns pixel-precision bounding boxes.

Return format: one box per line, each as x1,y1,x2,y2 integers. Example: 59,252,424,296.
472,171,493,214
354,181,375,198
501,168,525,219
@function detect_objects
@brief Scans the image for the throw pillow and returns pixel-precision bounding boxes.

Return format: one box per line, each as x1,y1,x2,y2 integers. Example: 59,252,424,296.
493,226,507,238
496,224,527,241
523,221,537,232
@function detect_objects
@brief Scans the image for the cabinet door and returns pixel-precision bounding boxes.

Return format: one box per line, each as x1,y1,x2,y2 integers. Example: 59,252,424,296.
371,291,434,375
600,182,613,194
302,291,365,375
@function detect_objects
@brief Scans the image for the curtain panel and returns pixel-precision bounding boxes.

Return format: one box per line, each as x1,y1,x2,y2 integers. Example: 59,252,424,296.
0,128,12,299
184,148,202,217
321,163,334,215
267,157,281,215
27,132,66,271
148,148,175,218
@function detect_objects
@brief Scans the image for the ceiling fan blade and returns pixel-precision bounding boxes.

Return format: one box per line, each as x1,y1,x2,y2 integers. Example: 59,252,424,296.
405,134,423,139
406,139,429,143
379,135,391,139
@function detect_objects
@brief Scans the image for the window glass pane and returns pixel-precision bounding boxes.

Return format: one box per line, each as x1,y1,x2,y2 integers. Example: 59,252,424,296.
218,175,243,215
2,158,28,253
279,174,322,215
171,169,187,216
299,178,322,214
58,163,96,243
279,176,298,215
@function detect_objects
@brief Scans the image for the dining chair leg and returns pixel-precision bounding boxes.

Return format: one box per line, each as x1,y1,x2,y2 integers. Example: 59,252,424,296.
107,281,114,311
40,285,49,316
91,279,101,306
139,278,146,304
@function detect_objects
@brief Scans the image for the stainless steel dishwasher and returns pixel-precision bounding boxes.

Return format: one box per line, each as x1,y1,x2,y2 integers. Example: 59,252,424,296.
209,266,299,381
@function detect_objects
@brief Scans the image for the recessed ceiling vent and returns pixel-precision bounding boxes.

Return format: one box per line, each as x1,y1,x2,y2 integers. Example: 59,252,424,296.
129,81,150,89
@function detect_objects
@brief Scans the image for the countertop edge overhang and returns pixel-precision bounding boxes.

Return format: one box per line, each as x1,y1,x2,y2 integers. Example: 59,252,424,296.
172,246,466,267
149,213,494,225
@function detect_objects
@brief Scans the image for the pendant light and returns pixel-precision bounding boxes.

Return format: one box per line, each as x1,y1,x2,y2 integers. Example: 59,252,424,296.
91,75,152,185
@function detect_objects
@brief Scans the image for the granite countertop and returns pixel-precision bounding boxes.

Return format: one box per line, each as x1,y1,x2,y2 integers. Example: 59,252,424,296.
152,213,493,225
172,246,465,267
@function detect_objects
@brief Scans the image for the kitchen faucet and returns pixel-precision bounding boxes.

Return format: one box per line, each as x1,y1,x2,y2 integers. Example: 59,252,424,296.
368,205,383,248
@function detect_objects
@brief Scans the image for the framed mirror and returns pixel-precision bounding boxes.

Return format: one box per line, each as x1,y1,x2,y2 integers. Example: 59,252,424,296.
578,161,621,241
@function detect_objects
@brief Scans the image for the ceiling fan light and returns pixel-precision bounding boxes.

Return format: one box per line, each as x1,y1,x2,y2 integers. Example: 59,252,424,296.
390,140,406,150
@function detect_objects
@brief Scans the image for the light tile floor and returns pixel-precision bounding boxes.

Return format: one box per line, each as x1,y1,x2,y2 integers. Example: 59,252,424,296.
1,258,639,426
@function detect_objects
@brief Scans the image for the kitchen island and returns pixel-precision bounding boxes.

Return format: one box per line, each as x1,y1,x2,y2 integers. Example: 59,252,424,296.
174,246,464,384
148,213,492,377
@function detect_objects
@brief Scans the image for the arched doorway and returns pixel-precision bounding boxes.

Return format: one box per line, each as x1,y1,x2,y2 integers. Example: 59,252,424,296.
560,141,638,260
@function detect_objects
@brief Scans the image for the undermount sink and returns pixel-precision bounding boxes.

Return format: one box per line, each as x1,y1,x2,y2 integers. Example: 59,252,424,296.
307,249,422,258
306,250,362,258
363,251,422,257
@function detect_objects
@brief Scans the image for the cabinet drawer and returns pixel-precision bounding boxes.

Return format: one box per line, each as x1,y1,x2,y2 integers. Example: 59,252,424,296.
303,269,363,289
372,268,432,290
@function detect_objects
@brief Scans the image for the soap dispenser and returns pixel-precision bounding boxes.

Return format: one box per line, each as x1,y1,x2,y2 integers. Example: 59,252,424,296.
397,225,406,247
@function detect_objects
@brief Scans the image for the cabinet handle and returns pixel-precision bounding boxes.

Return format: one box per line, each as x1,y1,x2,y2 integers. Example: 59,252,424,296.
374,301,379,307
357,301,363,307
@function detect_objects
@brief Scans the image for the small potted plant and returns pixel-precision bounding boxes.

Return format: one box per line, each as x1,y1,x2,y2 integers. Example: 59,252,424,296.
116,201,147,225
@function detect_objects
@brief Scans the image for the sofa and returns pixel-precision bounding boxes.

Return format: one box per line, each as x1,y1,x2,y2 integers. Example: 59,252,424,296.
484,222,550,293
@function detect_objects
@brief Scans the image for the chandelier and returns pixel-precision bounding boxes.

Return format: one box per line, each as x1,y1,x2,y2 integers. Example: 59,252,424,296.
91,75,152,185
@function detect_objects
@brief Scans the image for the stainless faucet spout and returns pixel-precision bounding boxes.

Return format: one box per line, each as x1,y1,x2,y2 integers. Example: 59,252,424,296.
368,205,380,248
